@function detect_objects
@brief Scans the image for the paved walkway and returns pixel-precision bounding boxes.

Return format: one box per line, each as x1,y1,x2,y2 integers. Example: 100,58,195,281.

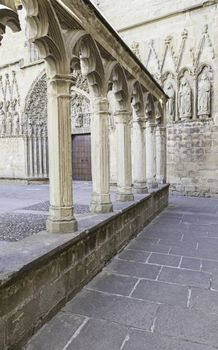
24,196,218,350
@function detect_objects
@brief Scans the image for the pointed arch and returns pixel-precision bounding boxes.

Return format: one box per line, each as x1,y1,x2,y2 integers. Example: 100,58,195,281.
131,80,144,119
144,91,155,122
0,3,20,44
22,0,68,75
66,30,104,97
105,62,129,111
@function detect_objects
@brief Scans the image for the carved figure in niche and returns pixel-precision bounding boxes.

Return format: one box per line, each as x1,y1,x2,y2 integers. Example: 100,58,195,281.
74,97,84,128
11,99,20,135
164,74,175,123
198,68,211,119
0,101,6,135
179,76,192,120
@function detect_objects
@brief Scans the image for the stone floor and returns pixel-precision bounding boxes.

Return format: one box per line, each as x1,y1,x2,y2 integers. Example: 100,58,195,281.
24,195,218,350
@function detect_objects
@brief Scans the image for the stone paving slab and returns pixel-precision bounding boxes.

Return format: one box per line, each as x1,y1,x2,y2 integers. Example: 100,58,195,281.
24,196,218,349
123,329,215,350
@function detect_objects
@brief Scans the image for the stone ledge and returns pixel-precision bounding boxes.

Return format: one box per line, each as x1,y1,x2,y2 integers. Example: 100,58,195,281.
0,184,169,350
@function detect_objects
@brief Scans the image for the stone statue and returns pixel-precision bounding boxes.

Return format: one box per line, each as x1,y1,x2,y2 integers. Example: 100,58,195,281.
179,76,192,120
198,72,211,119
0,101,6,135
164,79,175,122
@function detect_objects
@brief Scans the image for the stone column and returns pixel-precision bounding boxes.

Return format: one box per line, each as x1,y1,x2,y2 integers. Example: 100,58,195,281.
46,75,78,233
114,110,134,201
156,123,167,185
90,97,113,213
132,116,147,193
146,120,158,189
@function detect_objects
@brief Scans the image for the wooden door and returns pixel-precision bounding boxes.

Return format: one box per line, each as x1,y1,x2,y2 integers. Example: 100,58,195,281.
72,134,92,181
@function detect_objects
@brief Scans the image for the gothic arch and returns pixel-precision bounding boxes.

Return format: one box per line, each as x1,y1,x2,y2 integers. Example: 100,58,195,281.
23,70,47,136
0,2,20,44
144,91,155,122
106,62,129,112
22,0,68,76
131,81,144,119
67,32,105,97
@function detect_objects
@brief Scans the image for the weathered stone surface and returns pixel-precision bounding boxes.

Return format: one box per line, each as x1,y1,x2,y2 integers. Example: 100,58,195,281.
24,313,86,350
180,257,201,270
190,288,218,314
87,271,138,296
67,318,128,350
123,329,214,350
148,253,181,267
155,304,218,347
117,249,151,263
132,279,188,306
158,266,210,288
64,289,158,330
106,259,161,279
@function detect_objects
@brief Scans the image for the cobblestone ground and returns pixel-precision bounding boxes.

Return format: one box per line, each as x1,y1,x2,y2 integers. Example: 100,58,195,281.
24,196,218,350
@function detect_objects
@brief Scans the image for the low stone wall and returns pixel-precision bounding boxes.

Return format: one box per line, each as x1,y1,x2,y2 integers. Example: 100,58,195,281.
0,185,169,350
167,121,218,197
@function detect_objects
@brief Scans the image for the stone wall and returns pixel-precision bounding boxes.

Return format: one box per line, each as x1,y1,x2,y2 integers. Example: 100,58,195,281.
0,186,169,350
0,137,26,178
168,121,218,196
96,0,218,196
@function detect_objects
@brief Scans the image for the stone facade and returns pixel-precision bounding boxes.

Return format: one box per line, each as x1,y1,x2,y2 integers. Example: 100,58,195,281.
96,0,218,197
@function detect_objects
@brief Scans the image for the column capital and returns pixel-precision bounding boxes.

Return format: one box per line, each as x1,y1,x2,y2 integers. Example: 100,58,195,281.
92,97,109,114
133,117,146,128
114,110,131,124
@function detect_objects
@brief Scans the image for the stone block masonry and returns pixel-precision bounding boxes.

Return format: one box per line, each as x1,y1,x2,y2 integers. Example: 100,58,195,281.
167,121,218,197
0,185,169,350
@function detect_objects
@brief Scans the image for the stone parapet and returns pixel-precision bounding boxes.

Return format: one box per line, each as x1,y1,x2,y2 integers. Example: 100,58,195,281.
0,185,169,350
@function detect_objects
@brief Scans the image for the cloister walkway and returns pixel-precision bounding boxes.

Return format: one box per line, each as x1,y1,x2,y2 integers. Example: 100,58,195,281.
24,196,218,350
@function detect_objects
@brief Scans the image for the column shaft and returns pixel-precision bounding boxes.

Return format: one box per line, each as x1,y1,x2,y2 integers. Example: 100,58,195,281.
90,97,113,213
133,119,147,193
146,122,158,189
156,124,167,185
46,75,77,233
115,110,134,201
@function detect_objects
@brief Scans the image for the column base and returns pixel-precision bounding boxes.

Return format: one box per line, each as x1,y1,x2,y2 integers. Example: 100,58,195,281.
46,205,78,233
147,180,158,190
157,178,166,187
90,193,113,213
134,181,148,194
46,218,78,233
116,191,134,202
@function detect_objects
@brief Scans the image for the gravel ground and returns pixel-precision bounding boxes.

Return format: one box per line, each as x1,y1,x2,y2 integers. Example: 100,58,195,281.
22,201,90,214
0,203,90,242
